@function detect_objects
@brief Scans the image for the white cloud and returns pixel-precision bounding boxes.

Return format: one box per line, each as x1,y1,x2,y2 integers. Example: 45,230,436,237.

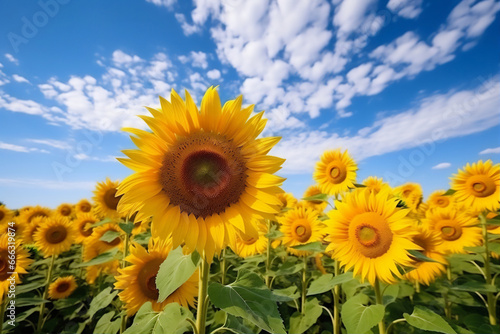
333,0,377,38
206,69,221,80
73,153,117,162
387,0,423,19
179,51,208,69
432,162,451,170
12,74,30,84
26,139,72,150
175,13,200,35
0,178,94,190
145,0,177,9
480,147,500,154
4,53,19,65
0,141,49,153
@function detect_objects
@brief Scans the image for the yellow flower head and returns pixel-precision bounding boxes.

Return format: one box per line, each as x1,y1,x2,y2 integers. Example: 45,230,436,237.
302,185,328,213
48,276,77,299
18,205,52,225
451,160,500,212
93,178,122,220
276,193,298,210
0,234,33,299
314,149,357,196
279,207,323,257
362,176,391,195
75,199,93,215
74,212,98,244
230,221,268,258
324,189,419,285
0,205,14,226
22,216,45,244
56,203,74,218
116,88,285,262
34,216,76,257
427,190,456,211
394,182,423,212
114,238,198,316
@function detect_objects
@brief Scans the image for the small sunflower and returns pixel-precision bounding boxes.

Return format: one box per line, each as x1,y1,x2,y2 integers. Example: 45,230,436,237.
451,160,500,212
74,213,98,244
116,88,285,262
276,193,298,211
302,185,328,213
33,216,76,257
423,208,482,254
48,276,77,299
314,149,357,196
75,199,93,215
0,234,33,299
230,221,268,258
404,227,447,285
362,176,391,195
56,203,74,218
115,238,198,316
0,205,14,226
324,189,419,285
18,205,52,225
427,190,456,211
394,183,423,212
22,216,45,244
0,218,24,240
279,207,323,257
93,178,122,220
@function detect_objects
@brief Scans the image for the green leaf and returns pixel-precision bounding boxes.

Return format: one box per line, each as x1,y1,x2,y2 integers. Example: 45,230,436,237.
74,248,119,267
15,281,46,294
408,249,439,263
451,281,497,293
353,183,367,188
307,272,354,296
123,302,193,334
443,189,457,196
14,297,49,307
404,306,456,334
463,246,486,253
156,248,200,303
270,258,303,277
271,286,300,302
208,271,286,334
302,193,328,202
100,230,122,243
92,217,113,227
290,241,325,252
95,311,121,334
289,298,323,334
88,287,118,319
119,219,135,235
341,293,384,334
488,242,500,254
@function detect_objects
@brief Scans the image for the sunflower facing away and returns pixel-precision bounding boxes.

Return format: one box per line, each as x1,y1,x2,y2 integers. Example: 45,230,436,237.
314,149,357,196
18,205,52,225
48,276,78,299
0,205,14,226
423,208,482,254
22,216,45,244
75,199,93,215
279,207,323,257
276,192,298,211
302,185,328,213
33,216,76,257
324,189,419,285
394,183,423,213
74,212,98,244
115,238,198,316
116,87,285,261
404,227,447,285
0,234,33,299
56,203,74,218
362,176,391,195
451,160,500,212
230,221,268,258
93,178,122,220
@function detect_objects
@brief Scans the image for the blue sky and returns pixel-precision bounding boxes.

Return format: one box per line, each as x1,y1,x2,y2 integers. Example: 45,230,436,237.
0,0,499,208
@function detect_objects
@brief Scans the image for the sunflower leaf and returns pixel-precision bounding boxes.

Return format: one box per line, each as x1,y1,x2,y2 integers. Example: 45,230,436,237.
408,249,439,263
404,305,457,334
307,272,353,296
353,183,367,188
123,302,193,334
74,248,119,268
92,217,113,227
443,189,457,196
289,298,323,334
88,287,118,319
95,311,121,334
291,241,325,252
100,230,121,243
119,219,135,235
302,193,328,202
341,293,385,334
156,247,200,303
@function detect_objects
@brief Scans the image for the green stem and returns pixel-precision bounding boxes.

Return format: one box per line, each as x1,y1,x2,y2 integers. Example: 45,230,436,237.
301,257,307,315
333,260,341,334
221,248,227,285
265,220,272,288
374,279,386,334
444,265,452,319
37,254,56,333
196,255,210,334
481,213,497,326
120,232,131,334
414,281,420,294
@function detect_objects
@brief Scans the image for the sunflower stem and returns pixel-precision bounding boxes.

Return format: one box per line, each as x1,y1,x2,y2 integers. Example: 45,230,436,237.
301,256,308,315
37,254,55,333
333,260,341,334
414,281,420,294
196,254,210,334
444,264,452,319
265,219,272,288
480,213,497,326
221,248,227,285
119,232,130,334
374,279,386,334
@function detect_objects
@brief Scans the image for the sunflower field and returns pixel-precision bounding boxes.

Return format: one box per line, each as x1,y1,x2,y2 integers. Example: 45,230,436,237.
1,88,500,334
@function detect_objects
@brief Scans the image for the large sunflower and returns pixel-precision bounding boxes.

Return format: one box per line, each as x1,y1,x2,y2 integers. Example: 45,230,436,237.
314,149,357,196
48,276,77,299
33,216,76,257
0,234,33,299
74,213,98,244
404,227,447,285
18,205,52,225
115,238,198,315
56,203,74,218
116,88,285,262
0,205,14,226
93,178,122,220
302,185,328,213
423,208,482,254
279,207,323,257
230,221,268,258
324,189,419,285
75,199,93,215
451,160,500,212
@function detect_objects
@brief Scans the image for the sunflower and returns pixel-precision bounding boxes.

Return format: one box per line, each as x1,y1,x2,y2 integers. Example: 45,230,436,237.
362,176,391,195
394,183,423,212
22,216,45,244
33,216,76,257
56,203,74,218
115,238,198,316
324,189,419,285
127,212,151,236
279,207,323,257
404,227,447,285
427,190,456,211
423,208,482,254
302,185,328,213
116,88,285,262
93,178,122,220
230,221,268,258
18,205,52,225
0,234,33,299
0,218,24,240
75,199,93,215
451,160,500,212
48,276,77,299
276,193,298,210
0,205,14,226
314,149,357,196
74,213,98,244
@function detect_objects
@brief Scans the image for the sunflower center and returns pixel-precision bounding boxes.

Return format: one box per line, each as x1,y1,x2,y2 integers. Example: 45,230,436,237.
292,220,312,243
328,163,347,184
160,132,247,218
80,221,94,237
80,203,91,212
28,212,48,224
0,250,12,281
350,212,393,258
436,197,449,207
104,188,121,211
60,206,72,216
56,282,70,293
402,189,411,197
46,226,68,244
103,234,121,246
439,222,462,241
468,175,496,198
138,258,163,300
